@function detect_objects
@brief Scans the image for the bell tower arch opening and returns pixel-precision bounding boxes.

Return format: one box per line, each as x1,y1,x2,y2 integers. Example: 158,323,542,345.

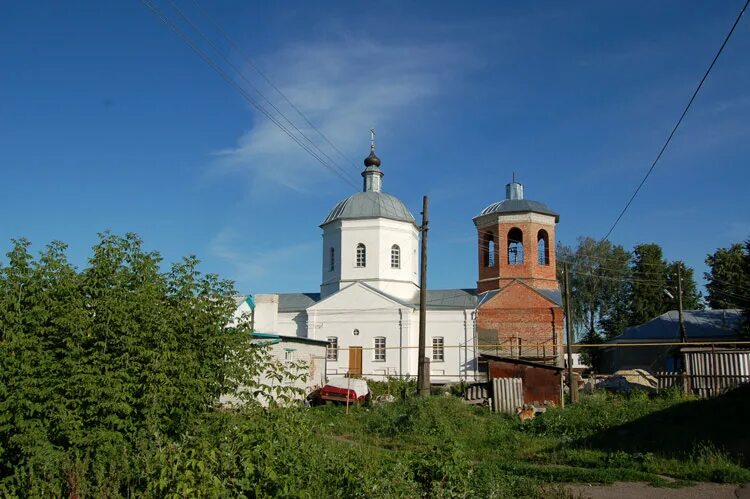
507,227,524,265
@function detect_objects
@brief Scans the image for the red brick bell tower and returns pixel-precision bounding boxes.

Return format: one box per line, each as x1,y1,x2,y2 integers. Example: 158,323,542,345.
474,179,559,292
473,179,564,366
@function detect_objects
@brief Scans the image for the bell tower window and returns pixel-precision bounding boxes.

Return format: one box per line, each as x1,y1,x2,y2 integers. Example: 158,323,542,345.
329,247,335,271
483,232,496,267
508,228,524,265
391,245,400,268
356,243,366,268
537,230,549,265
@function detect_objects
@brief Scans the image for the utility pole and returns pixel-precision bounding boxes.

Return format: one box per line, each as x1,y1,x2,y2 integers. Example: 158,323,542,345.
563,263,578,403
417,195,430,396
677,265,687,343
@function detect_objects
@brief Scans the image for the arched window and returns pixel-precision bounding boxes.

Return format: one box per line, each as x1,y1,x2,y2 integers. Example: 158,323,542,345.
507,228,524,265
329,247,335,271
356,243,366,268
537,230,549,265
483,232,496,267
391,244,400,268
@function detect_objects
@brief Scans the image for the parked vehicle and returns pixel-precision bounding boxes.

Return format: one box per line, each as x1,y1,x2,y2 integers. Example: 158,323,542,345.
318,377,370,405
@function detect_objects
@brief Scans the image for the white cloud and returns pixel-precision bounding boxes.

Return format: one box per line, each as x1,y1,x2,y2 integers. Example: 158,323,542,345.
213,38,478,192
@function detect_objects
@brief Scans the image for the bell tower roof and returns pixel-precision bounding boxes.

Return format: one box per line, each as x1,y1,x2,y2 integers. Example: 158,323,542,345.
475,177,559,223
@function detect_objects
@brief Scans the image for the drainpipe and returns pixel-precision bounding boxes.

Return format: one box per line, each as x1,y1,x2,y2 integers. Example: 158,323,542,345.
399,308,404,378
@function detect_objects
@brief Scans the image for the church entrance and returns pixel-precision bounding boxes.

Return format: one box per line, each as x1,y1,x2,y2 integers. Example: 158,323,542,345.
348,346,363,377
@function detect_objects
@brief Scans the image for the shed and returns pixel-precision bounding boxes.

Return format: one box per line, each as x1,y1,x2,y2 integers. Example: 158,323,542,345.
480,354,563,406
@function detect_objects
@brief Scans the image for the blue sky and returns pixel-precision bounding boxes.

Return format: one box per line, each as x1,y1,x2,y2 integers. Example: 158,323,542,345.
1,1,748,295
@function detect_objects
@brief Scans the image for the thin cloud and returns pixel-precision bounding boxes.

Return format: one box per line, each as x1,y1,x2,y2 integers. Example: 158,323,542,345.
213,38,479,192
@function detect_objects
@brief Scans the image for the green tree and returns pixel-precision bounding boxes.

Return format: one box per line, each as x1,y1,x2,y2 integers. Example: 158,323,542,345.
0,233,261,495
597,244,632,340
628,243,668,326
557,238,631,340
705,243,748,309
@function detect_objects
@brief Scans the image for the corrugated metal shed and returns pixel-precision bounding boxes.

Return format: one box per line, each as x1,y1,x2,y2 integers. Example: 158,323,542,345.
481,354,563,406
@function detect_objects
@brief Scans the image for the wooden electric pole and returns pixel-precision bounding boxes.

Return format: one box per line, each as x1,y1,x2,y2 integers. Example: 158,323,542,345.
563,263,578,403
677,265,687,343
417,195,430,396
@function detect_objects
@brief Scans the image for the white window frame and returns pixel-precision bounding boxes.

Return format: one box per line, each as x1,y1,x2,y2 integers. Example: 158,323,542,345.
390,244,400,269
326,336,338,361
284,349,295,362
432,337,445,362
356,243,366,268
374,336,386,362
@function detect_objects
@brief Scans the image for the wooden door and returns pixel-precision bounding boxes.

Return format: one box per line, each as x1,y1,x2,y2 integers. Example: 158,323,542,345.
348,346,363,377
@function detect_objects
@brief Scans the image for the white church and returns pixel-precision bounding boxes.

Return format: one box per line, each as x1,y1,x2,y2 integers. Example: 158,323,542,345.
233,136,563,382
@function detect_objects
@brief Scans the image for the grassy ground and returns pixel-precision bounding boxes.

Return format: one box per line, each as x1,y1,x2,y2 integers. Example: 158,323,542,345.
303,383,750,497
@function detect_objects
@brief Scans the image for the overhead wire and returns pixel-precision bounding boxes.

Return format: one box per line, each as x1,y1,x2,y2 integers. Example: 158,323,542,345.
141,0,359,189
165,0,353,183
601,0,750,241
188,0,359,170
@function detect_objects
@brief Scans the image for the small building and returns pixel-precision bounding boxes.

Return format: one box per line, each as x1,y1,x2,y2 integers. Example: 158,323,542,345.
221,330,328,407
480,353,563,406
600,309,745,373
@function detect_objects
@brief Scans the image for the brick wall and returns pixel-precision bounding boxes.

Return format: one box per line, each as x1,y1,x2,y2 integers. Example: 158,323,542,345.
477,281,564,364
477,221,557,292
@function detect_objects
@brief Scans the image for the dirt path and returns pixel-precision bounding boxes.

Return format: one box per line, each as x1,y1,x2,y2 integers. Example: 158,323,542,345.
568,481,747,498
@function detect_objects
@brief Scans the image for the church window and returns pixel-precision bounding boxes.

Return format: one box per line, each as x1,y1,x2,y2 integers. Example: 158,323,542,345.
326,336,338,361
329,247,335,271
391,245,400,268
284,349,295,362
374,337,386,361
537,230,549,265
432,337,444,362
508,228,524,265
356,243,366,267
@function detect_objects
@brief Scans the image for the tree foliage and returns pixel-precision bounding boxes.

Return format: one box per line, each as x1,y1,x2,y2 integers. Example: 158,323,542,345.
0,233,265,495
561,239,703,349
704,243,749,309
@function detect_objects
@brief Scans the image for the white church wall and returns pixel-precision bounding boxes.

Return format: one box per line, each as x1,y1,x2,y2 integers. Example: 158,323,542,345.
322,218,419,302
276,311,307,337
310,306,409,379
422,309,477,383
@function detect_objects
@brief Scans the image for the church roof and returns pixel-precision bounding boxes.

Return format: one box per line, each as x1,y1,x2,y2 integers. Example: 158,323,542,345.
278,293,320,312
477,199,559,222
321,191,417,227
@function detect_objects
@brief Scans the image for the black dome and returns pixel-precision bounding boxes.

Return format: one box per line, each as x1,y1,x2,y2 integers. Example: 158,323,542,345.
364,150,381,167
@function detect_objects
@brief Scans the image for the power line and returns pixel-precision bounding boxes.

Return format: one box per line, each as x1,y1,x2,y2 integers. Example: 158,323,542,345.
141,0,359,189
165,0,353,183
602,0,750,241
189,0,359,170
